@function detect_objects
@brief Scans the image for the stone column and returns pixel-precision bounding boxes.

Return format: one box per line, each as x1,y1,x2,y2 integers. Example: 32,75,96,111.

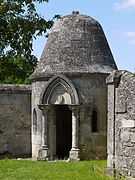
106,71,122,177
49,106,57,156
38,105,51,160
69,105,80,161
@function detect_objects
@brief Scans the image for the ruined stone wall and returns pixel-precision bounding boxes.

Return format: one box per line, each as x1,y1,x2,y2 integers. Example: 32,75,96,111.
106,71,135,179
0,84,31,158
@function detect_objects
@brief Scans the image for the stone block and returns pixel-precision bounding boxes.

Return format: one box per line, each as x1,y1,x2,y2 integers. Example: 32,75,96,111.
69,149,80,161
37,148,49,161
122,119,135,128
107,154,115,168
116,99,126,113
106,167,116,178
130,133,135,143
121,132,130,142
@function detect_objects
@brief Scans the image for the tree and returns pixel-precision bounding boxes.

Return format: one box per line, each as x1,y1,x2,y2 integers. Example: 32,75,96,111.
0,0,60,84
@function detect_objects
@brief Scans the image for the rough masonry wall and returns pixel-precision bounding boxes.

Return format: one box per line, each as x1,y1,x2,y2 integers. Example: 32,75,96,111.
0,85,31,158
107,71,135,179
115,72,135,178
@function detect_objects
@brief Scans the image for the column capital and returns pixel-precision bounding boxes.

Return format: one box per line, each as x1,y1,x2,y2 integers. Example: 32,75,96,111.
68,105,80,112
38,104,53,112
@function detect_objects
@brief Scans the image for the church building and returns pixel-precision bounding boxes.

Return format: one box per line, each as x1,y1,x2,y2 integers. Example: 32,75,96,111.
30,11,117,161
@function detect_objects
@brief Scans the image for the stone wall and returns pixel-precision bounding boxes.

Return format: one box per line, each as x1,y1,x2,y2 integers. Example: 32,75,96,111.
0,84,31,158
106,71,135,179
31,81,47,158
72,76,107,160
31,74,107,160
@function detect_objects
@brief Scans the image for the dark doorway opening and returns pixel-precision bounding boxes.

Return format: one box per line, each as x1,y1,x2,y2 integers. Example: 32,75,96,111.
56,105,72,159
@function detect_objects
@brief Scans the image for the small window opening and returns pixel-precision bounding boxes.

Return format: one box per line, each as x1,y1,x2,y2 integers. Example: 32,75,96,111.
92,109,98,132
33,108,37,131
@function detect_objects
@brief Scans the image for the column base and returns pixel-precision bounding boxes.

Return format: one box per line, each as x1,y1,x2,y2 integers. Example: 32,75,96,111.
69,149,80,161
106,168,116,178
37,148,49,161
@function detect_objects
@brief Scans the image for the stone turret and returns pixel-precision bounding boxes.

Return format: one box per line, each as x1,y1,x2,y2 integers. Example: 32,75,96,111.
30,11,117,81
30,12,117,161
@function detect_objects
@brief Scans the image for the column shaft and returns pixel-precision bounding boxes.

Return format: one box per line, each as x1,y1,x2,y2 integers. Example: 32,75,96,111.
38,105,51,160
69,105,80,161
72,110,79,150
42,111,48,149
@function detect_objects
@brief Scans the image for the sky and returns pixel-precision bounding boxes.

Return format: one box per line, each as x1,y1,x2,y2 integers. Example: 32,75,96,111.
33,0,135,72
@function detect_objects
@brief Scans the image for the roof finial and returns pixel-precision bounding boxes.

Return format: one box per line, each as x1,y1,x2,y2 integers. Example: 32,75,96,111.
72,10,79,14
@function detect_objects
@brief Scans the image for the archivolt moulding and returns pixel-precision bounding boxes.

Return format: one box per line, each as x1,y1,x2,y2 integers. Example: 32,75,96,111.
39,74,79,105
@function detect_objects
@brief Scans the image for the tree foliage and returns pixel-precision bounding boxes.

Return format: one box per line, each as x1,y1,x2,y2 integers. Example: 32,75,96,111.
0,0,59,84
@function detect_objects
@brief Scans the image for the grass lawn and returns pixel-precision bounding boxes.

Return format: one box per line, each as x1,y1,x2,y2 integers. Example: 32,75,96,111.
0,159,118,180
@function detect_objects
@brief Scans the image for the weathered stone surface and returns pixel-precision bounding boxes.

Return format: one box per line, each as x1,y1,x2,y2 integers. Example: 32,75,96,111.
122,119,135,128
0,84,31,158
130,133,135,142
107,71,135,179
30,12,117,81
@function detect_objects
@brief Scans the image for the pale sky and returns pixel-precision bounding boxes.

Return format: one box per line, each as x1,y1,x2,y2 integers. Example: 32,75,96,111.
33,0,135,72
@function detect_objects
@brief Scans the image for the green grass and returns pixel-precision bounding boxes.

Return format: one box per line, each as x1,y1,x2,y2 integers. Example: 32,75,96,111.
0,159,117,180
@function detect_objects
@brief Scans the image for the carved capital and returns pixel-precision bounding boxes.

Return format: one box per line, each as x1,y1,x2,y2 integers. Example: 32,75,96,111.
68,105,80,113
38,104,53,113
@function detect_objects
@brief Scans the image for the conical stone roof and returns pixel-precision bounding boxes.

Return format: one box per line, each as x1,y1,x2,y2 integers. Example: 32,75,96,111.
30,11,117,81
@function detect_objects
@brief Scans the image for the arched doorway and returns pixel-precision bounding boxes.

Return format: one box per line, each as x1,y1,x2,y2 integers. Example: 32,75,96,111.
56,105,72,159
38,75,80,161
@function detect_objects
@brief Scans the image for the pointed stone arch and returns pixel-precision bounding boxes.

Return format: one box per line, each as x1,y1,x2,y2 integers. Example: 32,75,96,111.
38,75,80,161
39,75,79,105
